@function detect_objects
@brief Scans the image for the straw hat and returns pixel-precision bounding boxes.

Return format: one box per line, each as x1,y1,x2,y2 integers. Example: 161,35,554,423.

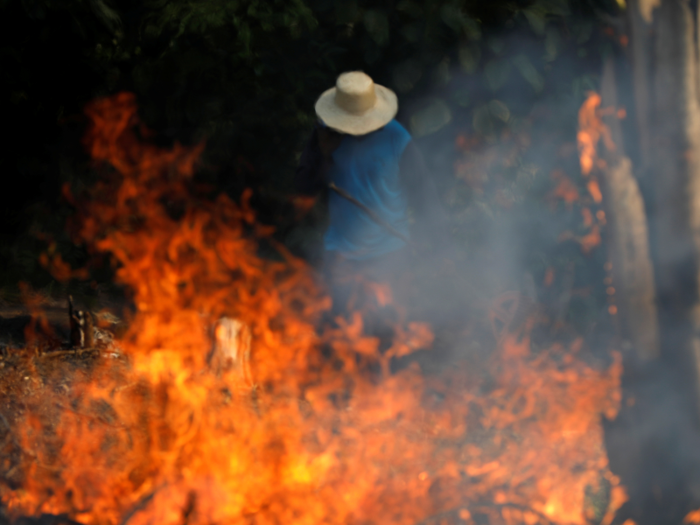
315,71,398,135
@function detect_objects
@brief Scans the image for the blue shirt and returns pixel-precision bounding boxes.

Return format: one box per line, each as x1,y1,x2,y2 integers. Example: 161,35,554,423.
323,120,412,260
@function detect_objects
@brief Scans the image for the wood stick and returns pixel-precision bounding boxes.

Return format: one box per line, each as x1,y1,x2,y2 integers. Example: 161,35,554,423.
40,348,98,359
328,182,411,244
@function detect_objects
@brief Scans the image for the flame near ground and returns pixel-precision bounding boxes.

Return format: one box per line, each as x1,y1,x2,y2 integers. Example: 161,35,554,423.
0,93,625,525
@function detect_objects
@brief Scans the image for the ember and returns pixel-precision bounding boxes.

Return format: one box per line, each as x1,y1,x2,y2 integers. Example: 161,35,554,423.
1,93,623,525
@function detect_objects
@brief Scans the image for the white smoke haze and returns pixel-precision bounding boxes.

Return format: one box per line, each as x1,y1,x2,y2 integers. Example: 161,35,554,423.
3,3,700,525
298,15,700,523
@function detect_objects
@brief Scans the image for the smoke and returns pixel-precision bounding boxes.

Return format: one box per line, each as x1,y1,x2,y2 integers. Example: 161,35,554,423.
293,16,700,522
4,2,700,523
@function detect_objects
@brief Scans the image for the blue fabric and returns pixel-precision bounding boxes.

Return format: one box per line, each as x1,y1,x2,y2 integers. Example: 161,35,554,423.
324,119,412,260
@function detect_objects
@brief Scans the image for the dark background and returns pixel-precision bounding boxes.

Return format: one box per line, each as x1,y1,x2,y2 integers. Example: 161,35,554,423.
0,0,621,307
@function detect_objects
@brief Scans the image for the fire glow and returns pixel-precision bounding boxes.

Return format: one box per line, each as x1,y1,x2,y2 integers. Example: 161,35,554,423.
1,93,624,525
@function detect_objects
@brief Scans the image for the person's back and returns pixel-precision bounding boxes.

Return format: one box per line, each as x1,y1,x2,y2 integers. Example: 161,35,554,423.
295,71,450,317
324,119,411,260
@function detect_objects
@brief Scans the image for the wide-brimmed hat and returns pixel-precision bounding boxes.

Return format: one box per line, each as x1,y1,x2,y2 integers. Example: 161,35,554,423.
315,71,398,135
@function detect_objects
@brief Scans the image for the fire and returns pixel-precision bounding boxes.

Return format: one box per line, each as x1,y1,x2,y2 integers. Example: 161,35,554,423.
549,91,619,254
549,170,579,207
1,93,624,525
577,92,615,177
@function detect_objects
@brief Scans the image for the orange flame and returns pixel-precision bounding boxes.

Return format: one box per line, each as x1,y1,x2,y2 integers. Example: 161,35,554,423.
1,93,624,525
558,91,620,254
576,92,615,177
549,170,579,207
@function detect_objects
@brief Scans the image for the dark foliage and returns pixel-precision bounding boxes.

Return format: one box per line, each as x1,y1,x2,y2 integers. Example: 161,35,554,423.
0,0,621,317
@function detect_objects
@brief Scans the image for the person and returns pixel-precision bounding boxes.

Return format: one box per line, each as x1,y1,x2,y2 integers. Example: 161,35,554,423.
295,71,449,320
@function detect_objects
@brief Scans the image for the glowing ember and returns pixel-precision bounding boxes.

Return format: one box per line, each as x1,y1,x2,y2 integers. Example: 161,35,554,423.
577,92,615,177
1,93,624,525
550,91,619,254
549,170,579,208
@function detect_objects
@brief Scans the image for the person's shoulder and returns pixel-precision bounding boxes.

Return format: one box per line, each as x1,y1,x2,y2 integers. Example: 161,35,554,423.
385,119,411,137
382,119,412,148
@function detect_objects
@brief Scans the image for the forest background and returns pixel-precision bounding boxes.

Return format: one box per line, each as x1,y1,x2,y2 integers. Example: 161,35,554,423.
0,0,622,310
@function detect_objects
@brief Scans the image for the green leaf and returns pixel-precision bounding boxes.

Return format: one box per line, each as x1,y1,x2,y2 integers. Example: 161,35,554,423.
363,9,389,46
400,23,420,43
237,22,252,55
392,59,423,92
512,54,544,92
574,21,593,44
462,15,481,41
487,37,505,55
530,0,570,17
572,74,597,100
484,59,510,90
473,104,494,135
453,90,470,107
364,41,382,64
458,45,480,73
396,0,423,18
440,4,464,33
433,57,451,86
544,27,559,62
488,99,510,122
335,0,359,24
91,0,122,32
524,8,546,35
410,99,452,137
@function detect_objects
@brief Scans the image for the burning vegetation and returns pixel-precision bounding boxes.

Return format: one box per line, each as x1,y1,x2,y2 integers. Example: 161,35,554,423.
0,93,627,525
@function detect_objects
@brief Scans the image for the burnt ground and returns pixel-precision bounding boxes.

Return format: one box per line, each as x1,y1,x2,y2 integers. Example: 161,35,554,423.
0,288,132,346
1,284,699,525
0,290,129,525
0,288,612,525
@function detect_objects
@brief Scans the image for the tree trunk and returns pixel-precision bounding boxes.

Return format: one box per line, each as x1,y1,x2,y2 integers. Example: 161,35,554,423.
645,0,700,417
627,0,656,182
599,56,660,362
604,1,700,522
